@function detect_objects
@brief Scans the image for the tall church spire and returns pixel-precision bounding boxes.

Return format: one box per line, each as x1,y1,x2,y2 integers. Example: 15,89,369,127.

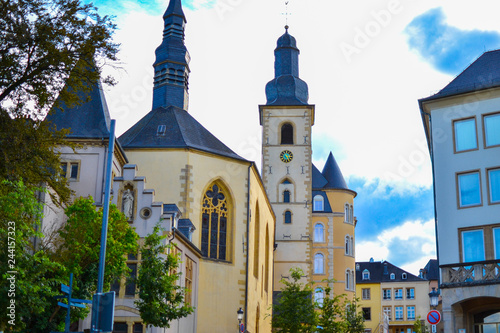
152,0,190,110
265,26,309,105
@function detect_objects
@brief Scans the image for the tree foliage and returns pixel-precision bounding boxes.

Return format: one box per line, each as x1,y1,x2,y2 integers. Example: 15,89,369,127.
317,284,347,333
55,196,139,297
0,0,118,117
135,224,194,328
0,188,138,332
0,112,73,204
271,267,318,333
0,181,66,332
344,301,366,333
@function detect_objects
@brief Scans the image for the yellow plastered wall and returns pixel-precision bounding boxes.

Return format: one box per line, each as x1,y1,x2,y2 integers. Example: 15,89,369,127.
357,283,382,332
324,189,356,299
124,148,274,333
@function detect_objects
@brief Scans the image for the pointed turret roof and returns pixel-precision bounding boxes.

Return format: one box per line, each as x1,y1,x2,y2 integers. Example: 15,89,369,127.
119,106,245,161
45,74,111,139
322,152,348,190
265,26,309,106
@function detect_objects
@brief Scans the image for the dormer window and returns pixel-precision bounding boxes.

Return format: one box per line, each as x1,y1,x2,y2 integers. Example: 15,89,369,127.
313,195,324,211
157,125,167,136
402,273,407,280
390,273,395,280
362,269,370,280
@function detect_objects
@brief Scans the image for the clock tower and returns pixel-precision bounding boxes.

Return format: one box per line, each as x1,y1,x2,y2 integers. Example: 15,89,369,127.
259,25,315,289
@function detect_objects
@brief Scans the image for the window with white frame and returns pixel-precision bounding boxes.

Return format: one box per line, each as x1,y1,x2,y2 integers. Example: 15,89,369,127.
314,223,324,243
395,306,403,320
462,229,485,262
457,171,482,207
314,288,324,307
349,205,354,223
344,204,349,222
345,269,354,290
395,288,403,299
402,273,407,280
488,168,500,204
406,288,414,299
362,288,371,300
407,306,415,320
313,195,324,211
390,273,395,280
484,113,500,147
454,117,478,152
362,269,370,281
383,306,392,321
314,253,324,274
345,235,354,256
383,289,391,300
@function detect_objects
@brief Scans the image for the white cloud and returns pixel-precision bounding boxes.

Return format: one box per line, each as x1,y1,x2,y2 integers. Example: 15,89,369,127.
356,219,436,275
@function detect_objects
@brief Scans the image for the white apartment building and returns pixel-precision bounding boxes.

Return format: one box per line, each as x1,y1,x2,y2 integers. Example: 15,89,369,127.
420,49,500,333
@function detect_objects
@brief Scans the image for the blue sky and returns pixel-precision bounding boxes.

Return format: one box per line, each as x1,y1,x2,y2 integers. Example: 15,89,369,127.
89,0,500,274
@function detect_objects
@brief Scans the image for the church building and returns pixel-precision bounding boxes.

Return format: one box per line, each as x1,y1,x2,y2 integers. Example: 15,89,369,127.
43,0,357,332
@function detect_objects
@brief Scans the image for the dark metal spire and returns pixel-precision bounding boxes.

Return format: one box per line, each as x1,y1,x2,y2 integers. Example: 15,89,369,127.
152,0,190,111
265,26,309,105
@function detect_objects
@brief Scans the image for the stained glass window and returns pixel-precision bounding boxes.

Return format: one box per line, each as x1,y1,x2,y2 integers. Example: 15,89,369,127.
201,184,229,261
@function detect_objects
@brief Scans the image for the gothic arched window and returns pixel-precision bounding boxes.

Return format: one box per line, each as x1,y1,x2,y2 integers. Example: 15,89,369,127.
201,184,230,261
281,123,294,145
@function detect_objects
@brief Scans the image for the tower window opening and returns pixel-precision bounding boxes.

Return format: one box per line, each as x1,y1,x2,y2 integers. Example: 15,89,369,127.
281,123,294,144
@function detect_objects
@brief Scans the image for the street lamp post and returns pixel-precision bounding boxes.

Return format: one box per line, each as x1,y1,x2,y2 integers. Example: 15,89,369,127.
429,287,439,309
237,308,244,333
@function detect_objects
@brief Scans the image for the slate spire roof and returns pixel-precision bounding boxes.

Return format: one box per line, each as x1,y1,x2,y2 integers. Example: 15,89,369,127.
45,70,111,139
119,106,245,161
265,26,309,106
152,0,190,110
421,49,500,101
312,152,352,192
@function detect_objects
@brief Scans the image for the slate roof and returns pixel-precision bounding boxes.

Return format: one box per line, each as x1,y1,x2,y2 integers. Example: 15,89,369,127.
265,26,309,106
45,79,111,139
119,106,246,161
421,49,500,101
312,190,332,213
356,260,425,284
312,152,352,191
421,259,439,281
164,0,186,21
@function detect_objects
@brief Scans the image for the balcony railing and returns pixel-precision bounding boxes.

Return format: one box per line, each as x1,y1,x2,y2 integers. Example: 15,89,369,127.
441,260,500,288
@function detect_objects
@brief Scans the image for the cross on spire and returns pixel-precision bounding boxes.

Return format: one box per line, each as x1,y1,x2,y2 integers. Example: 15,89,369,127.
282,1,291,27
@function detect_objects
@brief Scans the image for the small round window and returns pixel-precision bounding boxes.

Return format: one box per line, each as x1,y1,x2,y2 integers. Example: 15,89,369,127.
140,207,152,220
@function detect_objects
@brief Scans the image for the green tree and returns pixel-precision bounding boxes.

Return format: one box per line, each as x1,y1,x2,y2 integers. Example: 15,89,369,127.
135,224,194,328
271,267,318,333
0,0,118,117
0,181,67,332
317,284,346,333
54,196,139,299
0,0,119,205
344,300,365,333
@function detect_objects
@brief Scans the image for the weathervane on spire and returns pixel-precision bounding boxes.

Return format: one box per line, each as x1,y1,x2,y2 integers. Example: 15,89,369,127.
282,1,291,29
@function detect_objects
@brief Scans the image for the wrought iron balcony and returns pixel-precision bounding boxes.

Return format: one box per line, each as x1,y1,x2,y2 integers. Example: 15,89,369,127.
441,260,500,288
